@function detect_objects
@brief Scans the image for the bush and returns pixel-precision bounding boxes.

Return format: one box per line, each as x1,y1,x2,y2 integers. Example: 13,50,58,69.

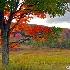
30,39,44,49
59,39,70,48
44,40,58,48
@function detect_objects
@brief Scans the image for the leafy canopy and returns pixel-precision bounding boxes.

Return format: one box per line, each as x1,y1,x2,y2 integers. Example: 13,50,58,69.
0,0,69,17
25,0,68,17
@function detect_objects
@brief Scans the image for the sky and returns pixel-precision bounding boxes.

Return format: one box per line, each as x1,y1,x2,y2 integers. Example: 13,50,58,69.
28,11,70,29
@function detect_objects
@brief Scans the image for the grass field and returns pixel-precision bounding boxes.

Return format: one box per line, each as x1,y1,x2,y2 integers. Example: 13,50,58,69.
0,48,70,70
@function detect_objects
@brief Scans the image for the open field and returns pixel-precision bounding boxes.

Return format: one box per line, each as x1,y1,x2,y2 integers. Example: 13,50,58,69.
0,48,70,70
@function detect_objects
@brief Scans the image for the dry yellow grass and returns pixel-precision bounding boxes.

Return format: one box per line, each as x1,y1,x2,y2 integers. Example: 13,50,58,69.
0,48,70,70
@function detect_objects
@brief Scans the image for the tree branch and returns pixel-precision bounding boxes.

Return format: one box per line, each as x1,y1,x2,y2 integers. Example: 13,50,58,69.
7,2,25,25
10,14,26,32
11,2,25,15
27,1,39,7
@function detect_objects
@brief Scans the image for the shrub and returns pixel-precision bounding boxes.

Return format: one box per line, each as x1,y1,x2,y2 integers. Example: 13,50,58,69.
59,39,70,48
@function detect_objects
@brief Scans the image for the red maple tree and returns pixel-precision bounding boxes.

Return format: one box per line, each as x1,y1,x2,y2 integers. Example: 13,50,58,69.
0,8,47,50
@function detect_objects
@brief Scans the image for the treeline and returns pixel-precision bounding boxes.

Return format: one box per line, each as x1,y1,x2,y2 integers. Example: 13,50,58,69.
19,25,70,49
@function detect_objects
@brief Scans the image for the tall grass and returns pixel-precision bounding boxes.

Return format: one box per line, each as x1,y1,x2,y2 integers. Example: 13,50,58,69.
0,49,70,70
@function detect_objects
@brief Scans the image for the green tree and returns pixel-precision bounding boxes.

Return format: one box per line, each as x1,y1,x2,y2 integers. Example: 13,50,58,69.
0,0,69,67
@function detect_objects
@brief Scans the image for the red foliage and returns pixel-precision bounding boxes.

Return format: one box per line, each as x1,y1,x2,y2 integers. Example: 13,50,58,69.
24,25,54,41
10,33,14,37
32,12,46,19
4,10,10,24
9,42,20,51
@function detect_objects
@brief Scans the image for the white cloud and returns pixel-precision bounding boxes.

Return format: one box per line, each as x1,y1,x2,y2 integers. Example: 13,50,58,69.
45,22,70,29
11,19,17,23
28,17,47,26
28,12,70,29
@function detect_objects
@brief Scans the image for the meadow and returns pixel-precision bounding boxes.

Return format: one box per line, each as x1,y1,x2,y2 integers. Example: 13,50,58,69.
0,48,70,70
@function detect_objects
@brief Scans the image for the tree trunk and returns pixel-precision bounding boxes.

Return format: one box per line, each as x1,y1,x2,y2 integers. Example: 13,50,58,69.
1,10,10,67
1,29,9,67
